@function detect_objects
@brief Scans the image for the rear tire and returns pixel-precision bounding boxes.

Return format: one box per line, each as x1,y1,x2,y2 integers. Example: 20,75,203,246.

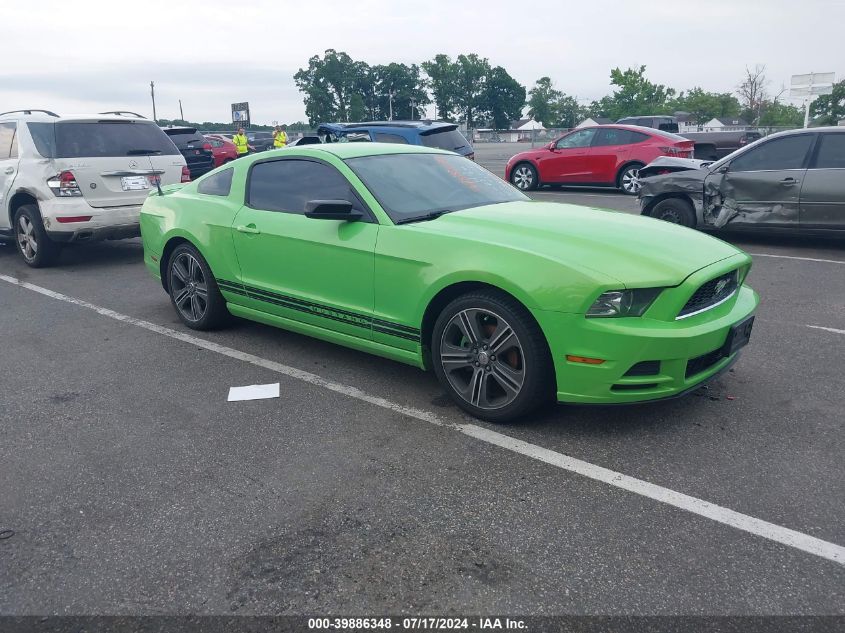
14,204,60,268
651,198,696,228
166,243,230,330
510,163,538,191
432,289,554,423
618,163,644,195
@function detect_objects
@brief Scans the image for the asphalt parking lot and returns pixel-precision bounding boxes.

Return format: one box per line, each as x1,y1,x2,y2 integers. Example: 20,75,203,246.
1,144,843,618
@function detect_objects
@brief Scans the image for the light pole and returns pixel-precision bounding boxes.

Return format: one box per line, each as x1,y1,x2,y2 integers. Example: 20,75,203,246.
410,98,416,120
150,81,157,122
388,90,396,121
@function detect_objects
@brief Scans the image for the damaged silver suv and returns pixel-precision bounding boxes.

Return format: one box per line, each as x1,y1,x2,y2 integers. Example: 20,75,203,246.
0,110,188,267
638,127,845,235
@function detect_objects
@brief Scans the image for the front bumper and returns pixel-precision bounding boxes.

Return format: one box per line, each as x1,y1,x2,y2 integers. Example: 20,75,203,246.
40,198,142,242
535,283,758,405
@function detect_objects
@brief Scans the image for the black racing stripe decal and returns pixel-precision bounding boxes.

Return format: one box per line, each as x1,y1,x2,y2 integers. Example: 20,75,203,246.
217,278,420,342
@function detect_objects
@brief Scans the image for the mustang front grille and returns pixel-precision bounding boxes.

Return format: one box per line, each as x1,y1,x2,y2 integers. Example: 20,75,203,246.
677,270,738,320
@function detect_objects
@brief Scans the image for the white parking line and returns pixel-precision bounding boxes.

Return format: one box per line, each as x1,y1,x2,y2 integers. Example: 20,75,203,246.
807,325,845,335
750,253,845,265
1,272,843,567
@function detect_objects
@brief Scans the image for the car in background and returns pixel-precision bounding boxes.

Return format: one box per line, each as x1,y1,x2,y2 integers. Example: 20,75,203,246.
141,143,758,422
616,115,679,133
204,134,238,167
315,121,474,159
638,127,845,234
162,127,215,179
246,131,274,152
506,125,695,195
0,109,187,267
679,130,763,160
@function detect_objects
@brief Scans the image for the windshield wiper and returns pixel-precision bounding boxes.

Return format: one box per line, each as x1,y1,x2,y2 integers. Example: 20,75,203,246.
127,149,162,155
395,209,453,225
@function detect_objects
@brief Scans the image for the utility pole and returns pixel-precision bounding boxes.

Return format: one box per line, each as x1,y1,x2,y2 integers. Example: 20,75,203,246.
150,81,157,122
179,99,184,122
410,98,416,120
388,90,396,121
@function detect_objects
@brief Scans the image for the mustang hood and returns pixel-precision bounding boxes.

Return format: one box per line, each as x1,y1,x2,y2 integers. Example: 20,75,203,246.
420,201,744,287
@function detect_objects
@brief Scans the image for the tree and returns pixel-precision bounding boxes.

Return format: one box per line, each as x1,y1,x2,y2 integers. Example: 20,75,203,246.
555,94,583,129
810,80,845,125
422,54,458,121
452,54,491,128
669,87,742,125
758,100,804,128
294,49,361,126
589,66,675,121
373,63,430,120
483,66,525,129
736,64,769,124
528,77,563,127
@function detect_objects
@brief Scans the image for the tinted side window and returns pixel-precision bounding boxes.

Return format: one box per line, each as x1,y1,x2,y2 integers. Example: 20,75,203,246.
373,132,409,144
731,134,814,171
593,128,635,146
197,168,233,196
248,160,363,215
0,123,15,159
165,130,206,148
556,128,596,149
628,130,649,144
814,134,845,169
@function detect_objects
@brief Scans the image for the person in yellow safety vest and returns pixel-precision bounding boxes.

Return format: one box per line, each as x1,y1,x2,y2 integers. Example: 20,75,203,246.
273,126,287,148
232,127,249,157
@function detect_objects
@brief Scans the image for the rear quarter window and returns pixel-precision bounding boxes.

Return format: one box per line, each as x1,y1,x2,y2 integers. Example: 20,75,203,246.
197,168,234,196
26,122,56,157
373,132,408,144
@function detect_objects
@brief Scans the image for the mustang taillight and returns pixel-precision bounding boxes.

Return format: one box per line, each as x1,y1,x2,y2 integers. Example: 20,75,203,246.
181,166,191,183
47,170,83,197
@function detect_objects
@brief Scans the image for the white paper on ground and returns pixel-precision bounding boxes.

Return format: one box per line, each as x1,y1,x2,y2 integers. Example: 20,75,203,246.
227,383,280,402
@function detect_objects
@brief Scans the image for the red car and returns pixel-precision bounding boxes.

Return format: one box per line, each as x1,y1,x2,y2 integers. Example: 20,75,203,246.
505,125,695,195
204,135,239,167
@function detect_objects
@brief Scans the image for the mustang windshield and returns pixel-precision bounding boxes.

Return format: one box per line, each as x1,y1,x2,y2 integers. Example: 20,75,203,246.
346,153,527,223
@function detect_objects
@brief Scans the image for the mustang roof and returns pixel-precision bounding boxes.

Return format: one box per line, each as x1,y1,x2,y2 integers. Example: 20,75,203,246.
286,142,450,160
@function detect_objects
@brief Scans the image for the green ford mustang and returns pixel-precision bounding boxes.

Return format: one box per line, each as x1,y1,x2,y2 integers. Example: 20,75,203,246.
140,143,758,422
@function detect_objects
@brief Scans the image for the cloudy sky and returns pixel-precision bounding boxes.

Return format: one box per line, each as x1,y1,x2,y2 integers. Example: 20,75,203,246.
1,0,842,124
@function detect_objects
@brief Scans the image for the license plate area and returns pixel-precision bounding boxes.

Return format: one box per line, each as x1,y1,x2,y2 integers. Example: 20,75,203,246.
121,175,149,191
722,315,754,356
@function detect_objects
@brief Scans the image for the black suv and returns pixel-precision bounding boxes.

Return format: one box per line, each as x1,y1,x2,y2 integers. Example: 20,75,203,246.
246,131,275,152
162,127,215,179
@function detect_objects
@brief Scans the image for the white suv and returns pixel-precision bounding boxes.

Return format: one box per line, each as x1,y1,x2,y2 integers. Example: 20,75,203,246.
0,110,188,267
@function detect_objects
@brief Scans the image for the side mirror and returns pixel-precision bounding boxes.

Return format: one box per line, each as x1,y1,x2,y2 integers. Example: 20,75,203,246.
304,200,363,221
547,141,556,150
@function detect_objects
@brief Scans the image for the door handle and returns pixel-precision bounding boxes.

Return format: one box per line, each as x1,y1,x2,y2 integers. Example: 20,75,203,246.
3,167,13,175
780,177,798,186
236,224,261,234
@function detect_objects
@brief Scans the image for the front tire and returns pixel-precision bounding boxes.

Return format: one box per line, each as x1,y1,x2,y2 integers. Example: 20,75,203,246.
432,289,554,422
166,243,230,330
14,204,60,268
651,198,696,228
618,163,644,195
510,163,538,191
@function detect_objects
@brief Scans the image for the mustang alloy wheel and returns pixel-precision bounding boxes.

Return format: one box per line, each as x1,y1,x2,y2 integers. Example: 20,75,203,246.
432,290,553,422
167,243,230,330
510,163,538,191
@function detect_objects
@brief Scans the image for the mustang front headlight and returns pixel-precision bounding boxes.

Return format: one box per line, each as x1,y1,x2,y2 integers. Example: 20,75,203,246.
586,288,663,318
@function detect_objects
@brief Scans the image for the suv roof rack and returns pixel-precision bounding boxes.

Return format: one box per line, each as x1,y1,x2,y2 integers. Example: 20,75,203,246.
99,111,147,118
0,109,60,117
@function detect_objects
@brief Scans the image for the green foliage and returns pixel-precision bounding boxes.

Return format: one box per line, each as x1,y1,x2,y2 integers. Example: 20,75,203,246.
421,54,458,121
669,87,741,124
809,80,845,125
527,77,562,127
294,49,360,126
758,100,804,127
588,66,675,121
156,119,274,131
483,66,526,129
